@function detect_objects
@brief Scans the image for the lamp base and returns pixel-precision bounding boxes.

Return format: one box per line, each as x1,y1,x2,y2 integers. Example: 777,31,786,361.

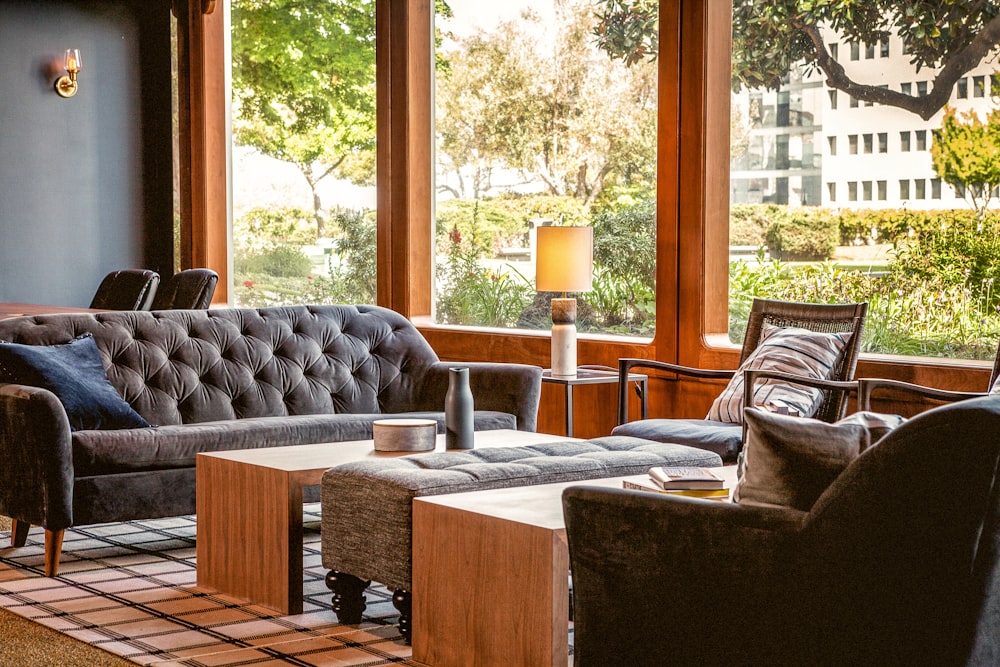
550,298,577,377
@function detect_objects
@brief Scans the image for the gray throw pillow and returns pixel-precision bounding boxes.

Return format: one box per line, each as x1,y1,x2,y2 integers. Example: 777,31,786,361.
706,324,853,424
735,408,904,511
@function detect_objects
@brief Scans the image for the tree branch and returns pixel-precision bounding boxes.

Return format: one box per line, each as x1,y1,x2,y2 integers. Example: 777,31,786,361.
797,15,1000,121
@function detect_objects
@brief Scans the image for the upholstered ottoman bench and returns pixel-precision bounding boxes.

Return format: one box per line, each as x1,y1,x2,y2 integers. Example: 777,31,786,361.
320,435,722,640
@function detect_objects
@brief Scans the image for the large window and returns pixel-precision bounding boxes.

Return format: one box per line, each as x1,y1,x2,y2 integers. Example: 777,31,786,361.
228,0,378,308
728,2,1000,360
432,0,657,337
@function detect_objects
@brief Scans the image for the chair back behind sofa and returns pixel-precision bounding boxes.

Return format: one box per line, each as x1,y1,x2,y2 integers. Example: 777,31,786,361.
0,305,441,426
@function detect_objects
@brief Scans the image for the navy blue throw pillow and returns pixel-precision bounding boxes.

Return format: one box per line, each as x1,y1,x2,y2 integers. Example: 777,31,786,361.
0,334,150,431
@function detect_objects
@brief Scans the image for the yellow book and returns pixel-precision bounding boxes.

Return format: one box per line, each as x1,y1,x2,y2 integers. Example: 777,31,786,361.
623,476,731,500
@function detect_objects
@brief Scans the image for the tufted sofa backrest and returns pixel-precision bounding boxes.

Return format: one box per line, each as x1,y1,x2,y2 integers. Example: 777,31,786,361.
0,305,441,426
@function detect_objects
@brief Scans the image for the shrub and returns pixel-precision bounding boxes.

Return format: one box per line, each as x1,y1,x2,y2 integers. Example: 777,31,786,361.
729,204,784,246
764,208,838,261
236,246,312,277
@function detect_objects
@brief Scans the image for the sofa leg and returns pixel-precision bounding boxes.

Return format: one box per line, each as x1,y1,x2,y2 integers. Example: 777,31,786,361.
326,570,370,624
393,589,412,644
44,529,64,577
10,519,29,547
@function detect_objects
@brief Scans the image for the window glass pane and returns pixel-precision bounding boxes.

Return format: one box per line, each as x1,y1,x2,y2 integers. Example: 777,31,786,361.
433,1,657,337
229,0,378,307
729,1,1000,360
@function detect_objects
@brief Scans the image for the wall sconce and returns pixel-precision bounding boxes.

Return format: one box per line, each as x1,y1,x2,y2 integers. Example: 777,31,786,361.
54,49,82,98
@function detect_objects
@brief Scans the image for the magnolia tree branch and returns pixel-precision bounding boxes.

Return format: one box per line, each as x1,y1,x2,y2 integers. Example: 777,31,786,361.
797,16,1000,120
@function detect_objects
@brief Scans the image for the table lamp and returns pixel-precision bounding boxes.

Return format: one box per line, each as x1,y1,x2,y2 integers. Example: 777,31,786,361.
535,226,593,377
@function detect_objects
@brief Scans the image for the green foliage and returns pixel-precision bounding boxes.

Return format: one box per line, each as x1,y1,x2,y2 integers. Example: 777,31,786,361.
231,0,376,231
436,195,588,256
764,208,838,261
234,207,317,253
328,208,377,303
729,223,1000,360
932,107,1000,217
436,1,658,201
594,0,1000,119
581,268,656,336
435,227,534,327
237,246,312,278
729,204,783,246
591,198,656,297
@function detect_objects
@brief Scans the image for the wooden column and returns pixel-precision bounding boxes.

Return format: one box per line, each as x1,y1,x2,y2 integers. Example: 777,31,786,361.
376,0,432,317
175,0,230,303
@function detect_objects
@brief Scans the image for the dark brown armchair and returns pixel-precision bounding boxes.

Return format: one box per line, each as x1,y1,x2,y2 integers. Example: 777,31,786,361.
89,269,160,311
564,394,1000,666
613,299,868,462
150,268,219,310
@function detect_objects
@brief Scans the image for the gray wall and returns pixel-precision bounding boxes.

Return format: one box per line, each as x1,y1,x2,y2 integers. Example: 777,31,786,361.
0,0,173,307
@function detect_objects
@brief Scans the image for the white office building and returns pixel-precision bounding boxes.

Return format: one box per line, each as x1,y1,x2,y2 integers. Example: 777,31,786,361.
731,28,999,211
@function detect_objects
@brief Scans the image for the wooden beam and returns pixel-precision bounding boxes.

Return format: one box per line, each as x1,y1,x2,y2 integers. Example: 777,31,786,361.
376,0,432,316
175,0,230,303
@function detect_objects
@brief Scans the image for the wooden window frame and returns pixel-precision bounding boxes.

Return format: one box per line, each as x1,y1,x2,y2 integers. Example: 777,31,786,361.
181,0,991,433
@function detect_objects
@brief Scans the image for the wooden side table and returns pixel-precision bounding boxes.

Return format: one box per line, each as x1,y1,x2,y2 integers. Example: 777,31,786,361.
542,366,648,436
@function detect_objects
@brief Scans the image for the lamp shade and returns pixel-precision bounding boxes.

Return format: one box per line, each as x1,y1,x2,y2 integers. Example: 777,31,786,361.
535,226,593,293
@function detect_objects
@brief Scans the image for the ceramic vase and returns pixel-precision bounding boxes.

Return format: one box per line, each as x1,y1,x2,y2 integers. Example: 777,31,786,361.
445,367,474,449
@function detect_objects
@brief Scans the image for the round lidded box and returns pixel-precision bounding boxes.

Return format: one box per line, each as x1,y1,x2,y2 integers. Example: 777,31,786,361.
372,418,438,452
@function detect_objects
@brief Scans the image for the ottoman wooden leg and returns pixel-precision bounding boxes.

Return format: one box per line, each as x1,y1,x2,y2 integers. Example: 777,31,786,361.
326,570,370,624
393,589,412,643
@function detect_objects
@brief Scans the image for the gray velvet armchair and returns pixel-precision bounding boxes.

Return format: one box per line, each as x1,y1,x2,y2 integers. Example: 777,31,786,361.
563,395,1000,666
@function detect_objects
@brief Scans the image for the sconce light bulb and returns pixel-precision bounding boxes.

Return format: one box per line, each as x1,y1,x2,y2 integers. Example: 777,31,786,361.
55,49,81,98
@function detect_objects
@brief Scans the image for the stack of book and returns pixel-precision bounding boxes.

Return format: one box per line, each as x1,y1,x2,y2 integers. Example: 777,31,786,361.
623,466,731,500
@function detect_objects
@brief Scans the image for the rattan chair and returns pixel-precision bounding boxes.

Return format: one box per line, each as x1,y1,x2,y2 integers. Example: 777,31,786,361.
150,268,219,310
858,339,1000,412
89,269,160,311
613,299,868,462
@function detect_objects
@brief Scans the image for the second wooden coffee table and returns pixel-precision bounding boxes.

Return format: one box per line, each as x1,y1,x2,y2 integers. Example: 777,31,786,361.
195,429,573,614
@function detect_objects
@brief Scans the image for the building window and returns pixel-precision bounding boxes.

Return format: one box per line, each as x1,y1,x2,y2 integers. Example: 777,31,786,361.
915,179,926,199
828,90,838,109
850,42,860,60
865,43,875,59
848,134,858,154
956,183,966,198
850,95,859,108
863,133,873,153
862,180,873,201
992,74,1000,97
828,42,839,59
900,131,911,152
877,180,887,200
917,81,928,97
848,181,858,201
828,182,837,201
828,136,837,155
916,130,927,151
901,82,912,95
900,179,910,199
958,77,968,99
975,75,986,97
931,178,942,199
880,37,890,57
878,132,888,153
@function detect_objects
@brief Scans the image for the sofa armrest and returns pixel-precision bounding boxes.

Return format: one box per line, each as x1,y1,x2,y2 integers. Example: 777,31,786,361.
0,383,74,530
563,484,804,665
419,362,542,431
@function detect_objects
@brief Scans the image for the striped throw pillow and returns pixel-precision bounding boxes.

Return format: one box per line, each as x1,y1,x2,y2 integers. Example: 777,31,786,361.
706,324,852,424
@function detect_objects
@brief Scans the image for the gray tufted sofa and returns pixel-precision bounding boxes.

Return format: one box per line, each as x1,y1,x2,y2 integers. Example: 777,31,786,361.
320,436,723,640
0,305,541,575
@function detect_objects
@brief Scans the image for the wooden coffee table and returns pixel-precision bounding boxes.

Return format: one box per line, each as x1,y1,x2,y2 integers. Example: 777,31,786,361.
410,467,738,667
195,429,573,614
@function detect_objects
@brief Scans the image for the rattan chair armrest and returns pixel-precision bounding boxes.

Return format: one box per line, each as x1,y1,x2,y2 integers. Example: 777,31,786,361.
858,377,988,411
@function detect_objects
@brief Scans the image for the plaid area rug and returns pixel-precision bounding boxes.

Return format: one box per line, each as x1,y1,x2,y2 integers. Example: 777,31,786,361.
0,505,415,666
